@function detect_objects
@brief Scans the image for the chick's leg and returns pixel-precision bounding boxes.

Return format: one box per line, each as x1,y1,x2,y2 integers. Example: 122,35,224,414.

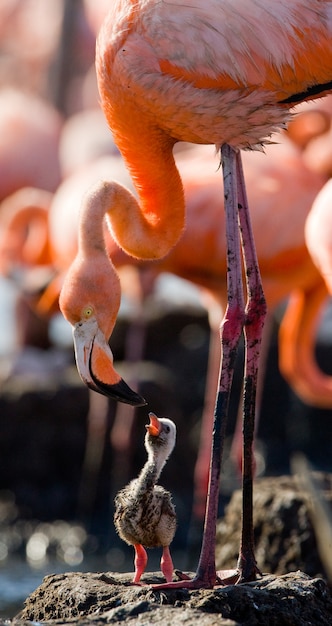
133,543,148,583
161,546,174,582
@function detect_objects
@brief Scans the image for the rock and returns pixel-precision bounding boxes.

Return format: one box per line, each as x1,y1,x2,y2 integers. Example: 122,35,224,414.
216,474,330,578
16,570,332,626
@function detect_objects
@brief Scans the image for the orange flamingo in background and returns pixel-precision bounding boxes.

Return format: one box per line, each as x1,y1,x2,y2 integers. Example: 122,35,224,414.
288,95,332,177
58,108,119,178
302,178,332,406
0,187,52,275
0,2,64,96
0,89,62,201
59,0,332,588
305,178,332,303
83,0,109,36
0,187,54,354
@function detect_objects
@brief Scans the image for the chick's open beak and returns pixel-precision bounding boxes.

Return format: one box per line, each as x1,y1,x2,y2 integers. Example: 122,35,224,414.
146,412,161,436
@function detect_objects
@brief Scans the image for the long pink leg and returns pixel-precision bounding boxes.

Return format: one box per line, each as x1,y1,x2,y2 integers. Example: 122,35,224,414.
161,546,174,582
230,150,266,582
133,543,148,583
152,145,266,590
191,308,221,525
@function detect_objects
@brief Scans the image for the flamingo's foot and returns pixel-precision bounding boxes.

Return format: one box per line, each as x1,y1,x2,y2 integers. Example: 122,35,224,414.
236,553,263,584
151,576,212,590
215,569,242,586
150,568,241,590
236,565,263,585
216,558,263,586
151,563,264,590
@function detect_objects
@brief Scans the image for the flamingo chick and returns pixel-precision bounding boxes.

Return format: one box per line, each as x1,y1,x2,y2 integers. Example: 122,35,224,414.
114,412,176,584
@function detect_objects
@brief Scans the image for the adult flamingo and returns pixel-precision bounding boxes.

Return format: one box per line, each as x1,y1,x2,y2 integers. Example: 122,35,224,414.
59,0,332,588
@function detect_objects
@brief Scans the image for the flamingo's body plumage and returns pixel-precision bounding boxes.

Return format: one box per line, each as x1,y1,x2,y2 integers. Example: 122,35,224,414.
59,0,332,588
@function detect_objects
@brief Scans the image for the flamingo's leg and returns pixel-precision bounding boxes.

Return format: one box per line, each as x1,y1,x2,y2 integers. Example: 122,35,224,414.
133,543,148,583
228,150,266,582
152,144,247,590
160,546,174,582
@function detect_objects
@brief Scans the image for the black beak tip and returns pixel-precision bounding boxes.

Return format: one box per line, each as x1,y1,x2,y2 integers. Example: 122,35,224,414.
88,375,147,406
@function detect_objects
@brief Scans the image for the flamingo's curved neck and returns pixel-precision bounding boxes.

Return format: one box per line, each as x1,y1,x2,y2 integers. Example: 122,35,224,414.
111,132,186,260
78,186,111,258
78,138,185,262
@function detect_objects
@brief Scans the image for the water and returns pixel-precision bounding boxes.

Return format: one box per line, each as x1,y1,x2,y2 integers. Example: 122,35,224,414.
0,554,113,619
0,512,122,620
0,510,184,620
0,557,48,618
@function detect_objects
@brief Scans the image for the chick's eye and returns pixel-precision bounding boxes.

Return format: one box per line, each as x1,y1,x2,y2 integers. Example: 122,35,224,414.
165,425,170,433
83,306,94,319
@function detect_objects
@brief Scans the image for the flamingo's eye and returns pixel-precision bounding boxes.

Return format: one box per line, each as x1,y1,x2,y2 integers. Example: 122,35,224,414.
83,306,94,319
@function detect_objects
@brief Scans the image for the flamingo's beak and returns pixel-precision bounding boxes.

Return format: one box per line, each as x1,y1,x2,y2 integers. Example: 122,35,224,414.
73,320,147,406
146,412,161,436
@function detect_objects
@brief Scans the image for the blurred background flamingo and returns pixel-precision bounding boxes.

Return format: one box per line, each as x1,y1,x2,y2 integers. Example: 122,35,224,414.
305,178,332,303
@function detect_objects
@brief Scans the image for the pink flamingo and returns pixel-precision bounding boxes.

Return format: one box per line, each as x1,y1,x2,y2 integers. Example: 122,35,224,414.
299,177,332,407
59,0,332,588
288,95,332,177
0,187,52,274
305,178,332,308
275,98,332,406
0,186,54,353
0,89,62,201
